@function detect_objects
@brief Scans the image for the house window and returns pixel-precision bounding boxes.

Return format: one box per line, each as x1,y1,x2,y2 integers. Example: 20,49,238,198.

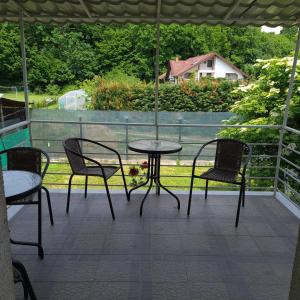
207,60,213,68
226,73,238,80
206,73,212,77
184,72,193,79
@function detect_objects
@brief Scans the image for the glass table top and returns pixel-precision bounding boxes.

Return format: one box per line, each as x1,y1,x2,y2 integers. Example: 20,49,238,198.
128,139,182,154
3,170,42,202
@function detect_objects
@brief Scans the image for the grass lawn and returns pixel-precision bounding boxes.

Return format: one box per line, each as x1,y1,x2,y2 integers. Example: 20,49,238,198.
2,91,58,109
44,162,232,191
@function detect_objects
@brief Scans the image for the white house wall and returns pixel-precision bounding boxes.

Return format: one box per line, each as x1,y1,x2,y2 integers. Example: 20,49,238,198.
213,57,244,79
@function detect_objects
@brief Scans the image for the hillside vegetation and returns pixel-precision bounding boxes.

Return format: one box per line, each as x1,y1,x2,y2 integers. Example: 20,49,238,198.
0,23,295,93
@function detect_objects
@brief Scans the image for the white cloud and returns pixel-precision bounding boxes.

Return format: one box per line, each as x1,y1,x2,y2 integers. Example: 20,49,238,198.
261,26,282,34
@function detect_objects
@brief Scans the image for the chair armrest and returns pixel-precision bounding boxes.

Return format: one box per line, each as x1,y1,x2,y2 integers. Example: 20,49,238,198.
0,149,8,155
239,144,253,179
40,149,50,178
192,139,218,166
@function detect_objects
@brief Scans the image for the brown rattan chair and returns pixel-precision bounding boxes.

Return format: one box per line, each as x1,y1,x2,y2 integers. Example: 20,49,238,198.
63,138,129,220
187,138,252,227
0,146,53,258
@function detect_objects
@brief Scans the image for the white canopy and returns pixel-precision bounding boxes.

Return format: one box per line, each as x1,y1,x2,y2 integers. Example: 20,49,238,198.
1,0,300,26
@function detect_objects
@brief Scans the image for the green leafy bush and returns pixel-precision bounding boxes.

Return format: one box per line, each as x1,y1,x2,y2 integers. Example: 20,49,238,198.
219,57,300,200
86,76,238,112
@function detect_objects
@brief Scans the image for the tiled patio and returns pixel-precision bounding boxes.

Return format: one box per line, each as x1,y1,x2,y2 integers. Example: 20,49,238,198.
9,191,299,300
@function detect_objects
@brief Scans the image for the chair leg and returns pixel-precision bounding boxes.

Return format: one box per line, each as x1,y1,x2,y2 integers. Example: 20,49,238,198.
187,176,195,216
235,184,243,227
13,260,37,300
66,174,74,214
205,180,208,199
120,165,129,202
84,176,88,198
37,190,44,259
242,182,246,207
41,186,54,226
22,281,29,299
103,177,115,220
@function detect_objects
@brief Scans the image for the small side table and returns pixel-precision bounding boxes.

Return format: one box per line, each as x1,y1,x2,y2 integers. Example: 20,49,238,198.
4,170,44,258
128,139,182,215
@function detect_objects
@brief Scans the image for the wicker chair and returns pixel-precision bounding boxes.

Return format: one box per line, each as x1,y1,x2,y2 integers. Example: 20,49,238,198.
187,139,252,227
63,138,129,220
13,259,37,300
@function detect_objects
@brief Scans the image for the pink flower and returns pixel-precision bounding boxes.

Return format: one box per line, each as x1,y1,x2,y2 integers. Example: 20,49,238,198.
140,161,148,170
129,166,139,177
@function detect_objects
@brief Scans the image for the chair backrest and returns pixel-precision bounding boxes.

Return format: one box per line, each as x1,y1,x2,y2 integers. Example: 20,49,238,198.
63,138,86,173
6,147,44,175
214,139,250,173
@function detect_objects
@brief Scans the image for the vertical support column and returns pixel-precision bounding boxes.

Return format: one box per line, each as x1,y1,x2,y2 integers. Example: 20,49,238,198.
19,10,29,121
154,0,161,140
274,26,300,196
19,10,32,146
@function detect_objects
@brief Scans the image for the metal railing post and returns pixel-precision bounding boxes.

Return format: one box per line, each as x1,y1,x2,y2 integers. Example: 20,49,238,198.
178,117,183,160
79,116,83,150
125,116,129,160
274,25,300,196
154,0,161,140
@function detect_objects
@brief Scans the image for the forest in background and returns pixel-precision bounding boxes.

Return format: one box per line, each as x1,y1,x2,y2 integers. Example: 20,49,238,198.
0,23,297,92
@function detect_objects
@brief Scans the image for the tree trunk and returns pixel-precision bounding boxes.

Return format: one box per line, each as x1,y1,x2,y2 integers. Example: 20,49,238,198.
0,166,15,299
289,225,300,300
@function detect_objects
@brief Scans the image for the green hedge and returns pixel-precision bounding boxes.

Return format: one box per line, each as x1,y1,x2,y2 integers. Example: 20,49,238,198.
87,78,239,112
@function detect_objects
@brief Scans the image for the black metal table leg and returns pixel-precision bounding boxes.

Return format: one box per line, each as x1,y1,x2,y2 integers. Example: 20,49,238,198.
155,155,161,195
140,155,155,216
10,239,44,259
128,156,151,199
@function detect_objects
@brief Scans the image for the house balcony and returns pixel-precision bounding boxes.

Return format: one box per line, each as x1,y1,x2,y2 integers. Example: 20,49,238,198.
2,110,300,300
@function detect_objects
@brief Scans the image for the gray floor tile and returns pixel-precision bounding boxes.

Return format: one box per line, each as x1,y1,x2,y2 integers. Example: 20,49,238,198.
146,261,187,282
9,193,297,300
190,282,231,300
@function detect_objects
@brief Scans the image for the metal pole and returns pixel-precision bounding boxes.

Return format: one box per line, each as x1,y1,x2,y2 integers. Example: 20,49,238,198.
19,10,32,145
154,0,161,140
19,10,29,121
125,116,129,160
178,117,183,160
274,25,300,196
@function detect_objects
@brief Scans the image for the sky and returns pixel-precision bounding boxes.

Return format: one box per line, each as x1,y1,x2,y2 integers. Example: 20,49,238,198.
261,26,282,34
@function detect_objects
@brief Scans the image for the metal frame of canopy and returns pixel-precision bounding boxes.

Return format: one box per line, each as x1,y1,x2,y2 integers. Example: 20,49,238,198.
6,1,300,198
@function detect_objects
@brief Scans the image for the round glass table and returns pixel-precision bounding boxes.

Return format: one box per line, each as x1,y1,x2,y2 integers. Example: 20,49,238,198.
4,170,42,203
128,139,182,216
3,170,44,258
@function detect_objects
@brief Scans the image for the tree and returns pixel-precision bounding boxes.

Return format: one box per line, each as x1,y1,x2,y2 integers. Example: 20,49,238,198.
0,23,296,89
0,23,22,84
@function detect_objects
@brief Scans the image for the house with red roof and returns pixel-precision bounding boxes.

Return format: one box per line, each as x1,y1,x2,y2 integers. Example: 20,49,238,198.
161,52,247,83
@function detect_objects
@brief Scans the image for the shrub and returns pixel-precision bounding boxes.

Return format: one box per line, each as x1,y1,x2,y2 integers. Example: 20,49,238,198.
219,57,300,198
86,77,238,112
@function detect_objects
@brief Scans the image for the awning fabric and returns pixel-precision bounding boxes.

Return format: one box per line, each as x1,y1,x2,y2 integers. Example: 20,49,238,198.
1,0,300,26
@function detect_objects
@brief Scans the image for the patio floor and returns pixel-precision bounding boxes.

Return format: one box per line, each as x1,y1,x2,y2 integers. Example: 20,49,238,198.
9,191,299,300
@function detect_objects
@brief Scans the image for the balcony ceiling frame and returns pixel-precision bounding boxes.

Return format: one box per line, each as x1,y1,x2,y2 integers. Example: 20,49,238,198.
1,0,300,26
